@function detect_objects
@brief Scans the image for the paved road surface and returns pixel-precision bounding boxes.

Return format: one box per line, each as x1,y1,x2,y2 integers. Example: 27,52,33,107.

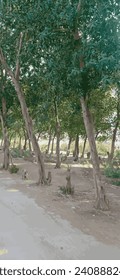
0,172,120,260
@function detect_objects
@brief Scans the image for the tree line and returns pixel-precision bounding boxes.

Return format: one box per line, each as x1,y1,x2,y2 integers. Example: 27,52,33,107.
0,0,120,210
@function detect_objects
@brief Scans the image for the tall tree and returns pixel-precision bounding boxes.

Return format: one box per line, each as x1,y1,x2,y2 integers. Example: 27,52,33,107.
37,0,119,209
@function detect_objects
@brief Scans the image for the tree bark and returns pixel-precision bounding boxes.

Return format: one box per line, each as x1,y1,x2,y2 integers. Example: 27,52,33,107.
13,137,16,148
54,101,61,168
55,121,61,168
80,97,109,210
47,129,52,154
51,134,55,154
0,98,10,170
18,135,22,150
73,134,79,161
28,138,32,152
66,136,72,156
109,97,120,162
109,121,119,163
37,132,41,142
81,135,87,158
0,48,47,184
23,132,27,150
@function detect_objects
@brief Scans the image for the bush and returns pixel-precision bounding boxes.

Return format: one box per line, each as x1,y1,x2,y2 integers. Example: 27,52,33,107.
59,185,74,195
22,149,32,157
115,150,120,159
11,148,33,158
10,148,23,158
104,167,120,178
112,181,120,186
9,165,19,174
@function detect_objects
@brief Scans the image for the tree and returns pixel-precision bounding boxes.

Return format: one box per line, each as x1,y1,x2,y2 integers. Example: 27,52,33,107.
36,0,119,209
109,89,120,162
0,0,119,206
0,66,13,169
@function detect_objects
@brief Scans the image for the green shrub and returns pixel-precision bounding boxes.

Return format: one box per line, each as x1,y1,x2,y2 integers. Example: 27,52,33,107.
22,149,32,157
10,148,23,158
115,150,120,159
112,181,120,186
104,167,120,178
59,185,74,195
11,148,33,158
9,165,19,174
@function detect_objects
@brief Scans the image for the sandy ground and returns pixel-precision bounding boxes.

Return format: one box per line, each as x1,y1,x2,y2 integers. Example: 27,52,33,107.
0,151,120,259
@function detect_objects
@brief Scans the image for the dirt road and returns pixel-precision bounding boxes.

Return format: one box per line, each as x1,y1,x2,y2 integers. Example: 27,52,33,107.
0,170,120,260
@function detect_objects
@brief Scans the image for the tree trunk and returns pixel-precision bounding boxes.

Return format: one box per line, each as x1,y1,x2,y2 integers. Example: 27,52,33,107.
51,134,55,154
73,134,79,161
0,51,47,184
14,86,46,184
109,121,119,163
55,122,61,168
9,134,13,147
66,136,72,156
23,132,27,150
81,136,87,158
54,101,61,168
109,95,120,163
18,135,22,150
28,138,32,152
47,131,52,154
13,137,16,148
80,97,109,210
0,98,10,170
37,132,41,142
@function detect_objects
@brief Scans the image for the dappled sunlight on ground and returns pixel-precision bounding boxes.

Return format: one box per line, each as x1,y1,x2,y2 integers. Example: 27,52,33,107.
13,162,27,166
7,189,19,192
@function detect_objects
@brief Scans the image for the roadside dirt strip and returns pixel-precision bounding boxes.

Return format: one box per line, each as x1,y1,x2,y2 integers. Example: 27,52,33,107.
0,171,120,260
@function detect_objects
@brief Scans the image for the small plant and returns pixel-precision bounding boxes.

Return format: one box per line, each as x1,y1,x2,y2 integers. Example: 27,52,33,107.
104,167,120,178
115,150,120,159
59,185,74,195
59,165,74,195
9,164,19,174
23,149,32,157
112,181,120,186
10,148,23,158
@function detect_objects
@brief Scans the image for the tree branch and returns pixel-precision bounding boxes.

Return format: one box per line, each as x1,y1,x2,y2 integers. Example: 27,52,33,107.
0,48,13,76
77,0,81,12
15,32,23,80
0,48,17,87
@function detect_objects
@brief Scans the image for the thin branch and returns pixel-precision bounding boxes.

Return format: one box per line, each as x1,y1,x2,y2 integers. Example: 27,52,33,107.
15,32,23,80
77,0,81,12
0,48,15,80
